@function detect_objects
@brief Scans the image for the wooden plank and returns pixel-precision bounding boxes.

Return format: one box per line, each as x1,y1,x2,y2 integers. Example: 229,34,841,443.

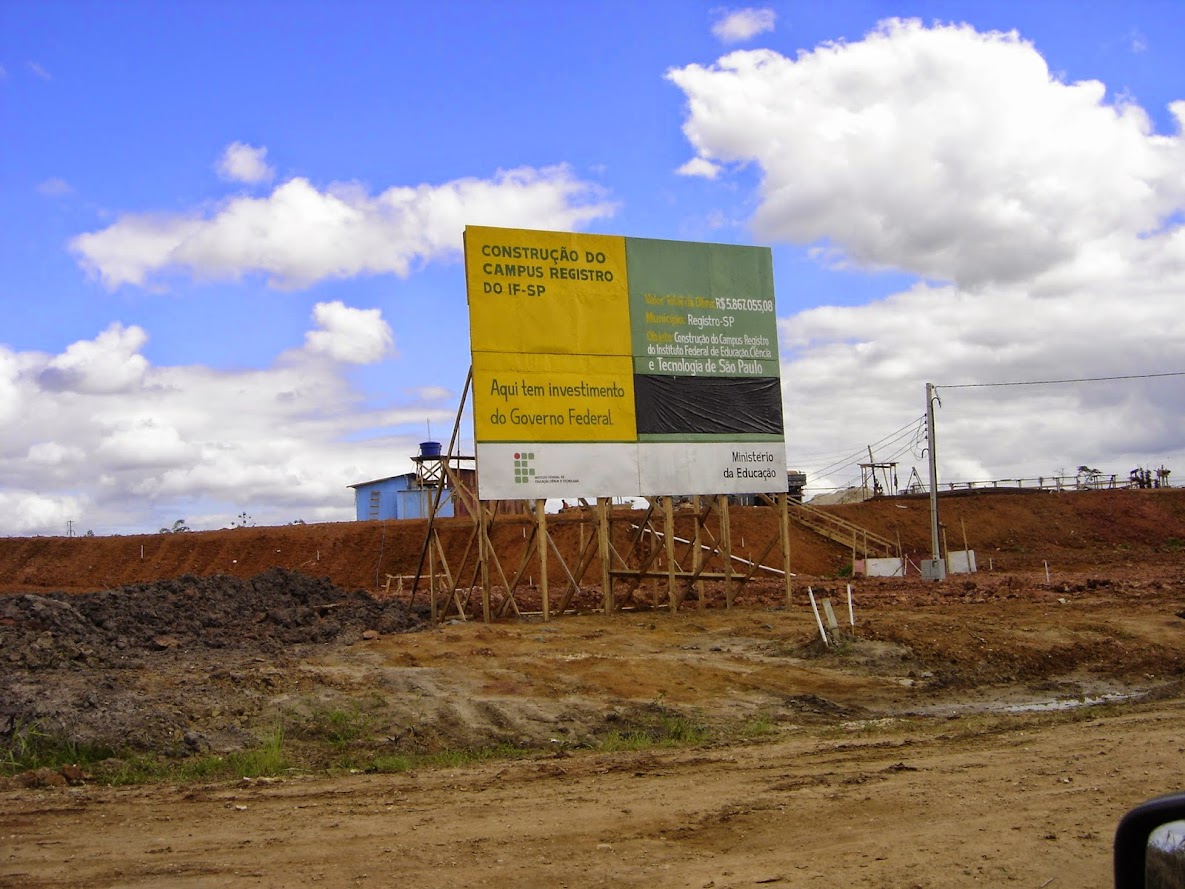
476,499,491,623
779,492,792,608
555,520,601,614
719,495,734,607
822,597,839,631
663,496,677,612
536,499,549,621
597,497,613,612
693,496,704,609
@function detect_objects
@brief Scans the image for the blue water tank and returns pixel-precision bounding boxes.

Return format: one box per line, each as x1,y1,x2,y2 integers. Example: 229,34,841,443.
419,441,442,458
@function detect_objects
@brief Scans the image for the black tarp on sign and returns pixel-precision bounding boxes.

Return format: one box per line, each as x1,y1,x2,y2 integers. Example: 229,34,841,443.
633,375,783,436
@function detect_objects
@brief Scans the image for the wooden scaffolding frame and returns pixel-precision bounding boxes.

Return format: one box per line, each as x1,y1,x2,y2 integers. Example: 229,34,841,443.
411,369,794,622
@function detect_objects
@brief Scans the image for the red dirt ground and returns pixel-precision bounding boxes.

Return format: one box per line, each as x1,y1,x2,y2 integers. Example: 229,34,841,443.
1,488,1181,597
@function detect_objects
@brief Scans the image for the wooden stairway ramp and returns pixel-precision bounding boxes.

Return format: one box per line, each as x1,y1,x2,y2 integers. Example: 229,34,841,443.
784,500,898,560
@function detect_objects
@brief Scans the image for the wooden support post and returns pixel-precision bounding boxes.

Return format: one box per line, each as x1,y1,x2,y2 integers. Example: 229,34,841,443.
693,495,705,609
646,500,659,609
477,499,492,623
546,531,583,615
649,522,659,609
778,492,792,608
555,521,601,615
428,544,437,623
597,497,613,612
719,494,734,607
663,496,677,612
536,498,549,621
411,366,471,600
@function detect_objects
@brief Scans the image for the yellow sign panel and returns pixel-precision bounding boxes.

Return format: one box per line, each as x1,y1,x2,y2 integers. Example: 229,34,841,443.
465,226,630,357
472,351,637,443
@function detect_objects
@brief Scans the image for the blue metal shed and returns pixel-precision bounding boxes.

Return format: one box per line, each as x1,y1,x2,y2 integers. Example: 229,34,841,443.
348,473,454,521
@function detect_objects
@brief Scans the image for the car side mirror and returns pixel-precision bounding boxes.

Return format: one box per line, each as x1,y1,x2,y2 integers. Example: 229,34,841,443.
1115,791,1185,888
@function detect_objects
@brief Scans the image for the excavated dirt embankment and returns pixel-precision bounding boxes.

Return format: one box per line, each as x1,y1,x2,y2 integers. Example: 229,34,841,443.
1,488,1182,596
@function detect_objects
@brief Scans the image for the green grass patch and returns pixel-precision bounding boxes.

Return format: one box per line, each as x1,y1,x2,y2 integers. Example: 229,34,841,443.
4,701,727,789
598,729,656,752
594,705,710,752
173,730,293,782
284,701,375,746
94,755,172,786
363,753,415,773
741,713,778,738
0,721,116,776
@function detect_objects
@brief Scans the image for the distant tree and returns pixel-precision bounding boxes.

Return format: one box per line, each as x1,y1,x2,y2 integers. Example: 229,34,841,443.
159,519,190,533
1131,467,1153,489
290,518,306,525
233,512,253,528
84,530,95,537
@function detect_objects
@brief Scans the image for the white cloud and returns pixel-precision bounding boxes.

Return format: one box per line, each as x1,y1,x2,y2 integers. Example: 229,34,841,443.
95,416,199,469
0,348,23,425
668,19,1185,491
303,301,394,364
675,157,721,179
28,61,51,80
217,142,275,184
27,441,86,467
415,385,452,401
36,177,73,197
711,7,776,44
0,491,89,536
38,322,149,394
0,317,461,536
70,165,617,290
668,19,1185,289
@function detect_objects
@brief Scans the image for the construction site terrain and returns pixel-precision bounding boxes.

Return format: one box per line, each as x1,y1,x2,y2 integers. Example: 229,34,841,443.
2,488,1184,888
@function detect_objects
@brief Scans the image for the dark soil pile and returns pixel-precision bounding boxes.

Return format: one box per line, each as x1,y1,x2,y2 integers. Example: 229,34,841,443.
0,569,431,755
0,567,429,670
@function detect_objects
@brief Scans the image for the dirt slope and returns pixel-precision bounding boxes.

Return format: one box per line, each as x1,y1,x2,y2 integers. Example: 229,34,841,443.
1,488,1182,597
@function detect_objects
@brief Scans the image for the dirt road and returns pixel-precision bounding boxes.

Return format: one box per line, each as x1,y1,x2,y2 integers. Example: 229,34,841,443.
4,700,1183,889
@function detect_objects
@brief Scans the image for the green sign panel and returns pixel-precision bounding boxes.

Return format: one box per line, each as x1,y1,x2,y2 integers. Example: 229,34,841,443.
627,238,778,379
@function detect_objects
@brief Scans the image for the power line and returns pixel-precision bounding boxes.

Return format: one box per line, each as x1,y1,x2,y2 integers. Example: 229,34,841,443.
937,371,1185,390
795,416,924,470
804,423,922,482
799,372,1181,493
800,416,925,485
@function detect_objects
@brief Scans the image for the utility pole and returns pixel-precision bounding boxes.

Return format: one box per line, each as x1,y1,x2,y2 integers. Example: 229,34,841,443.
924,383,945,580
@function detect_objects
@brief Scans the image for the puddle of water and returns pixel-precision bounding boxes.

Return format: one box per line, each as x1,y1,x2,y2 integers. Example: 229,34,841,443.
912,688,1149,717
994,691,1143,713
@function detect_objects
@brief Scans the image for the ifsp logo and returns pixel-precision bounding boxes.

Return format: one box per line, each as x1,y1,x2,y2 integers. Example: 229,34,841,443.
513,452,535,484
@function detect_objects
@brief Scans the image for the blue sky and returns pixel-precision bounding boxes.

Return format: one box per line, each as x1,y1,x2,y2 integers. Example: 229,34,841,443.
3,1,1184,534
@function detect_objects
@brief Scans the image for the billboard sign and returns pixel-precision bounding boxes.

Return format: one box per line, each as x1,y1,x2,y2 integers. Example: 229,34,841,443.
465,226,785,500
